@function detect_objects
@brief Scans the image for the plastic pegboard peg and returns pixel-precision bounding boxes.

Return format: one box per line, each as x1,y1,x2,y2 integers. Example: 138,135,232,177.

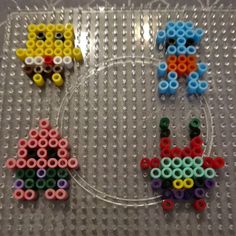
156,30,166,46
197,81,208,94
157,62,167,78
194,28,205,44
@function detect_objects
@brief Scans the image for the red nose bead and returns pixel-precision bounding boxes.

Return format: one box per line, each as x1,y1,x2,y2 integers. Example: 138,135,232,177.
140,158,151,170
202,157,213,168
160,137,171,150
193,199,207,212
181,146,191,157
190,136,203,148
162,199,175,212
44,56,54,66
170,147,182,158
150,157,160,168
161,148,171,158
212,157,225,169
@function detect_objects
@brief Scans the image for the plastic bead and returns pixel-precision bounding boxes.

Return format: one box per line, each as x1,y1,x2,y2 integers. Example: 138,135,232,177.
73,48,83,61
176,37,186,46
45,189,56,200
161,168,172,179
172,168,183,179
16,159,27,169
150,168,162,179
25,56,34,66
46,168,57,179
33,74,45,87
194,188,205,199
26,40,36,49
57,169,69,179
44,39,54,48
197,63,208,77
46,178,57,189
182,167,194,178
27,158,37,169
204,168,216,179
160,128,170,138
166,45,177,55
158,80,169,94
181,147,191,157
193,167,205,178
36,168,46,179
68,158,79,169
25,169,36,179
194,28,205,44
27,23,37,32
57,179,69,189
186,46,196,55
160,137,171,150
176,29,185,38
52,73,64,87
161,157,172,168
182,157,193,168
13,189,25,200
190,128,201,139
47,158,58,168
161,148,171,158
53,56,63,65
140,158,150,170
55,24,65,32
204,179,215,189
14,179,24,189
171,157,182,168
24,189,37,201
187,71,199,83
170,147,182,158
55,189,69,200
183,178,194,189
150,158,160,168
193,157,203,167
5,158,17,169
166,28,176,39
16,48,27,61
37,158,47,169
193,199,206,212
159,117,170,129
165,21,175,30
63,56,73,69
162,179,172,189
167,71,178,81
172,189,184,200
57,148,69,159
28,138,38,150
157,62,167,78
24,178,35,189
186,63,197,74
15,169,25,179
151,179,162,190
176,45,187,56
203,157,213,168
191,146,203,157
38,129,49,139
168,80,179,94
48,138,59,149
161,189,173,199
172,179,184,189
36,179,46,190
184,189,193,200
55,32,64,41
187,80,198,94
156,30,166,46
167,63,177,73
197,81,208,94
58,158,68,169
212,157,225,169
38,139,48,149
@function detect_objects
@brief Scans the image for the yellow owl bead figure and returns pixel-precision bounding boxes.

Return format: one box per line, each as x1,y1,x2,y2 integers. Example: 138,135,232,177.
52,73,64,87
33,74,45,87
73,48,83,62
16,48,27,61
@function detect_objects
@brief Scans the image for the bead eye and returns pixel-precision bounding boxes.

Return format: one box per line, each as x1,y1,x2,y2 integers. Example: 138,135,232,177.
37,32,46,41
55,32,64,41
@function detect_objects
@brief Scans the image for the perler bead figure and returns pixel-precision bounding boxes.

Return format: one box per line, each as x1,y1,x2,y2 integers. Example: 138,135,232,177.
140,117,225,212
15,23,83,87
5,119,79,201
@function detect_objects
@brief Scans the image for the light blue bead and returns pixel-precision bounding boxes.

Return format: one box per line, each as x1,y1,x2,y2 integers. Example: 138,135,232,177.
194,28,205,44
185,30,195,40
197,81,208,94
175,21,185,30
165,21,175,30
167,71,178,81
186,46,196,55
158,80,169,94
187,80,198,94
187,72,199,83
176,29,185,38
168,80,179,94
176,37,186,46
156,30,166,46
184,21,193,30
166,45,177,55
197,63,208,77
177,46,187,56
157,62,167,77
166,28,177,39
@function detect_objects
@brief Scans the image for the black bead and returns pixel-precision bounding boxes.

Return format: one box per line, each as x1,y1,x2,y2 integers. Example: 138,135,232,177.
28,148,37,158
194,178,205,188
160,128,171,138
165,38,176,51
190,128,201,139
47,148,58,158
37,32,46,41
185,38,195,47
55,32,64,41
162,179,172,189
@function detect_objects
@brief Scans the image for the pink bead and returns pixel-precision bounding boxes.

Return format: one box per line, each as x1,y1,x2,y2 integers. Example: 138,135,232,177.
37,158,47,169
45,189,56,200
58,158,68,168
29,129,39,139
37,148,47,159
27,158,37,168
68,157,79,169
13,189,25,200
17,148,28,159
24,189,37,201
48,138,58,148
5,158,16,169
39,119,51,130
58,138,69,149
16,158,27,168
47,158,58,168
39,129,49,139
38,138,48,148
28,138,38,149
18,139,28,148
55,189,68,200
49,129,60,139
57,148,69,159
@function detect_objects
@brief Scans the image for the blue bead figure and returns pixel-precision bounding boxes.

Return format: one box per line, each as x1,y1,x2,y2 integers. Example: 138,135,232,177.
187,72,199,83
186,46,196,55
166,45,177,55
176,37,186,46
197,81,208,94
167,71,178,81
177,46,187,56
156,30,166,47
158,80,169,94
157,62,167,78
197,63,208,77
187,80,198,94
169,80,179,94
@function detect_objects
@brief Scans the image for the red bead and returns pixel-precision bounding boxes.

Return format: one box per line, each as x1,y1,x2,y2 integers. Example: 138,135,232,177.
170,147,182,158
140,158,151,170
44,56,54,66
161,148,171,158
162,199,174,212
202,157,213,168
150,157,160,168
193,199,206,212
212,157,225,169
191,146,203,157
160,137,171,150
181,146,191,157
190,136,203,148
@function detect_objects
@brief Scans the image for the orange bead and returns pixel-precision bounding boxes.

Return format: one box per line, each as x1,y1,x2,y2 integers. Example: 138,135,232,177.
177,63,187,76
167,55,177,65
177,55,187,65
187,63,198,75
167,63,177,72
187,55,197,65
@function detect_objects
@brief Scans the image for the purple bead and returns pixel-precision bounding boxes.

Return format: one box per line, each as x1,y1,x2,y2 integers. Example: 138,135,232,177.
151,179,162,190
204,179,215,189
172,189,184,200
162,189,172,199
14,179,24,189
183,189,193,200
36,168,46,179
57,179,69,189
194,188,205,199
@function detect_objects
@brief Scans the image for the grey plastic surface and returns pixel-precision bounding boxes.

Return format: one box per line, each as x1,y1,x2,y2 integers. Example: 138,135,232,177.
0,8,235,236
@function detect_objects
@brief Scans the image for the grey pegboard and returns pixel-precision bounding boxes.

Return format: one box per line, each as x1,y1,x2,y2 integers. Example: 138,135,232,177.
0,8,235,236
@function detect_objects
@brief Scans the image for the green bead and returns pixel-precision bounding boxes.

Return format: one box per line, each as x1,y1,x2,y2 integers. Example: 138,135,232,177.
25,169,36,179
36,179,46,190
172,168,183,179
182,167,194,178
190,128,201,139
25,178,35,189
193,157,203,167
159,117,170,130
161,157,172,168
193,167,205,178
57,169,69,179
182,157,193,168
46,168,57,179
161,167,172,179
15,169,25,179
204,168,216,179
46,178,56,189
171,157,182,168
160,129,170,138
189,118,200,130
150,168,161,179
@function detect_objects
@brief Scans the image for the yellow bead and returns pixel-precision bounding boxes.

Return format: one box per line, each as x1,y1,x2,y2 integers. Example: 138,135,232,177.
73,48,83,62
52,73,64,87
27,24,37,33
63,48,72,57
65,23,74,32
44,48,54,57
173,179,184,189
33,74,45,87
64,30,73,41
16,48,27,61
54,40,64,49
36,40,45,49
46,24,56,32
55,24,65,32
35,48,44,57
27,32,37,41
46,32,54,40
183,178,194,189
26,40,36,49
64,40,73,48
54,48,63,57
25,48,35,57
37,23,47,32
44,39,54,48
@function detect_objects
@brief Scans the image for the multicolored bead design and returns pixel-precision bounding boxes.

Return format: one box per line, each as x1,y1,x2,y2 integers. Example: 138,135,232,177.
140,117,225,212
5,119,79,201
156,21,208,95
15,23,83,87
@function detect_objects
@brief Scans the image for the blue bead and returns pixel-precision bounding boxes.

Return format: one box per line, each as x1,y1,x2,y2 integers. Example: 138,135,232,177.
166,45,177,55
175,21,185,30
197,63,208,77
167,71,178,81
176,46,187,56
197,81,208,94
166,28,177,39
157,62,167,77
176,29,185,38
194,28,205,44
158,80,169,94
187,80,198,94
156,30,166,46
165,21,175,30
187,72,199,83
186,46,196,55
176,37,186,46
184,21,193,31
168,80,179,94
185,30,195,39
